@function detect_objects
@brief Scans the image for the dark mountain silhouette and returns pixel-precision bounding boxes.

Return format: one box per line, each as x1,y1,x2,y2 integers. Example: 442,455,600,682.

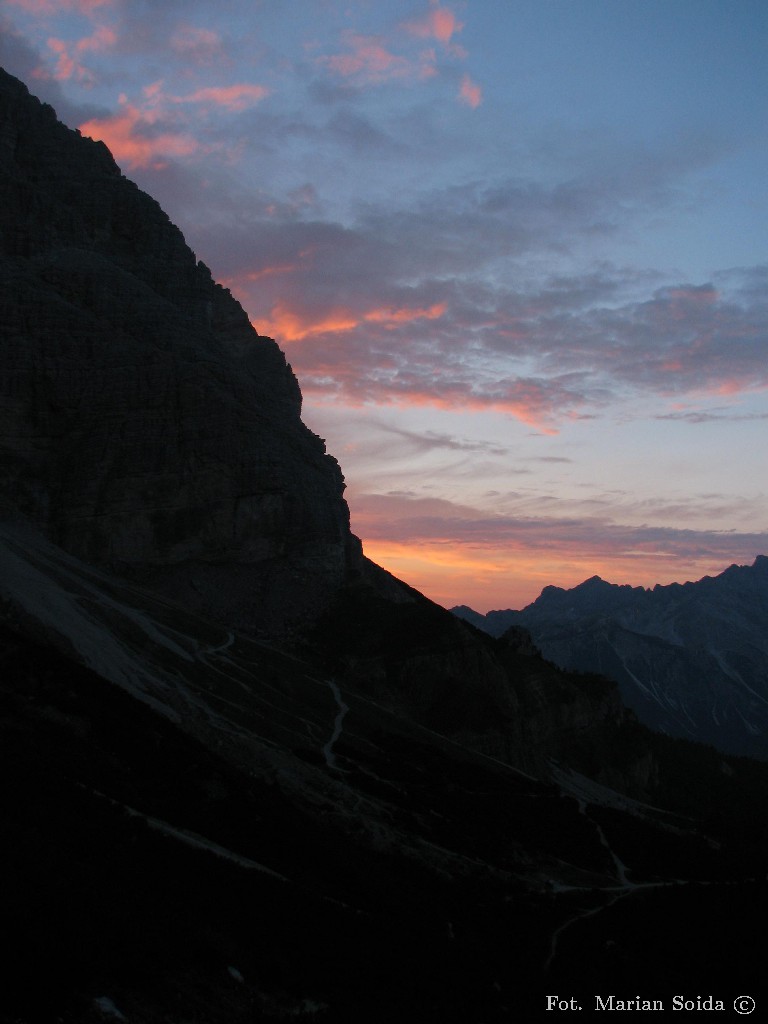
2,68,767,1021
453,557,768,759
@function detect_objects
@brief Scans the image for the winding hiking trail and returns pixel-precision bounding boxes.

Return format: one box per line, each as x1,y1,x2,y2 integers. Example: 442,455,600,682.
322,680,349,771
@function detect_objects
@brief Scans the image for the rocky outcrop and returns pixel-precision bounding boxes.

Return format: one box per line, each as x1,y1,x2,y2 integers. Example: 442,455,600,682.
308,579,653,789
0,67,359,634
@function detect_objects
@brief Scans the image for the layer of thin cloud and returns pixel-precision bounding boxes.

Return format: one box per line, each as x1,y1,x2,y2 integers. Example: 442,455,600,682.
236,256,767,429
188,129,765,429
656,409,768,424
7,0,111,12
300,367,580,431
371,424,511,457
351,490,767,547
351,490,768,610
215,174,767,422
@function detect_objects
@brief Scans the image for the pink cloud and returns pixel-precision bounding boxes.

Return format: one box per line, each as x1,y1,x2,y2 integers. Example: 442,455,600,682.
77,23,115,51
141,79,270,113
77,78,269,168
458,73,482,108
319,31,412,82
79,100,199,169
318,7,472,87
46,25,116,82
403,5,463,46
174,83,270,112
258,304,360,342
46,38,77,82
256,300,446,343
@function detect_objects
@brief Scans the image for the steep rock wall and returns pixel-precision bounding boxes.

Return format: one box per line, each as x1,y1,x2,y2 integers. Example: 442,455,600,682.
0,68,358,633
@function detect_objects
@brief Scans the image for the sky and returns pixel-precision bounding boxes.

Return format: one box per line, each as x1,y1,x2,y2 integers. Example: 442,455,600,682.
2,0,767,612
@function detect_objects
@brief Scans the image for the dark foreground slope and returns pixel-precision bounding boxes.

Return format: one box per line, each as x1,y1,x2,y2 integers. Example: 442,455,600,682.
2,525,768,1023
454,557,768,759
2,69,768,1020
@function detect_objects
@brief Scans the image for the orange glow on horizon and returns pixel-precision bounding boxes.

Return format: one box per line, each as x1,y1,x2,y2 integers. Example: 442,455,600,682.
360,538,740,614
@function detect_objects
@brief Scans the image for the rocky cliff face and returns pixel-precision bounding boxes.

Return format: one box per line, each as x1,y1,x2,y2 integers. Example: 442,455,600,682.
0,68,359,635
308,581,643,788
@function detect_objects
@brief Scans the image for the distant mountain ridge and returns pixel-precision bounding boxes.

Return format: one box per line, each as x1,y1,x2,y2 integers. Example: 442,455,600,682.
453,556,768,758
